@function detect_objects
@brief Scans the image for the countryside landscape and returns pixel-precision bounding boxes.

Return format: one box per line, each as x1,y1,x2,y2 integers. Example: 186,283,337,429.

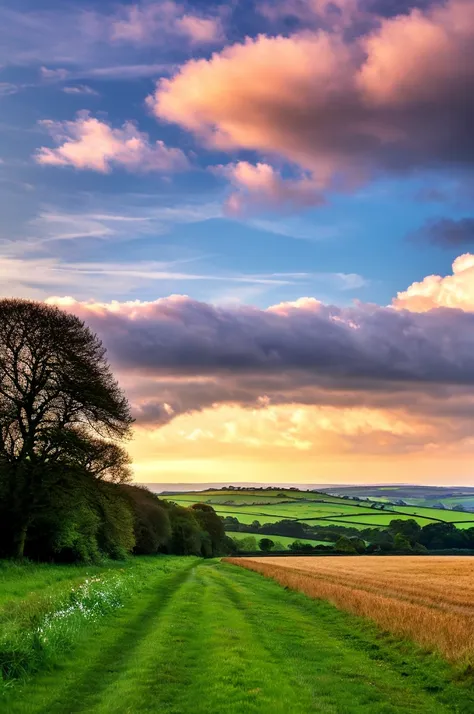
3,0,474,711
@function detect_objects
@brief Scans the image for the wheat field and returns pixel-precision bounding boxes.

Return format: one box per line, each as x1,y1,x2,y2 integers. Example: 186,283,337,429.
225,556,474,663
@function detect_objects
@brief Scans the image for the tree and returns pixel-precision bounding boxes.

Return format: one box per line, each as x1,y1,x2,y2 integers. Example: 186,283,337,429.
335,536,357,554
191,503,226,555
388,519,421,546
237,536,257,551
166,505,202,555
121,486,171,554
349,536,366,554
259,538,275,552
419,522,462,550
0,299,133,557
393,533,412,552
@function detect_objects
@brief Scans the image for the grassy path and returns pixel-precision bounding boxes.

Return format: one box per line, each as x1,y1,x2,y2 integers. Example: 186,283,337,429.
4,560,474,714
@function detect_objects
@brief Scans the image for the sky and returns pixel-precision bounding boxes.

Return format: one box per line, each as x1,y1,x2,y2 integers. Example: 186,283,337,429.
2,0,474,485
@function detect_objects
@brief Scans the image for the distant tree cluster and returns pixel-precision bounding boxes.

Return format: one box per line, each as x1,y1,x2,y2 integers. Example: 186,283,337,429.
224,513,474,555
0,300,230,562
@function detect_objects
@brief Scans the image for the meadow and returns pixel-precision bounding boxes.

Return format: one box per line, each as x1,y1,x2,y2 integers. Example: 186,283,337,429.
168,488,474,531
3,556,474,713
228,556,474,663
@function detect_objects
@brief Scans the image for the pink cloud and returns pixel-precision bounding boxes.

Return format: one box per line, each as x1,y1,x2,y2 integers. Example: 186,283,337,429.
215,162,326,215
394,254,474,312
150,0,474,195
35,112,189,173
110,1,224,46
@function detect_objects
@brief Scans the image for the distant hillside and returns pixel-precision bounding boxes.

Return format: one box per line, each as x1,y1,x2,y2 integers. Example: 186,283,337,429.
164,486,474,530
319,485,474,511
141,482,337,494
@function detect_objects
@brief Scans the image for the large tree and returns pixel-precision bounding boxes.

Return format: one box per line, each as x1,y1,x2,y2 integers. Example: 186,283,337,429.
0,298,133,557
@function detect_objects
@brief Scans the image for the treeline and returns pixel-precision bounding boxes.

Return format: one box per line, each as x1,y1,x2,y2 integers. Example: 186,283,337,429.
224,515,474,554
0,299,232,563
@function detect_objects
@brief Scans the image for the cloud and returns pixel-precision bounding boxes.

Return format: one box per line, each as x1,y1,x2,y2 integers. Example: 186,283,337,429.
394,253,474,312
110,1,224,46
47,289,474,442
0,250,329,302
40,67,69,81
62,85,99,96
79,64,170,80
150,0,474,199
35,112,189,173
215,162,326,215
0,83,19,97
414,217,474,247
257,0,365,30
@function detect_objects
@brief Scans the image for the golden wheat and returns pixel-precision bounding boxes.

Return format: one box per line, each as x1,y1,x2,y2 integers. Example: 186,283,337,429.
224,556,474,662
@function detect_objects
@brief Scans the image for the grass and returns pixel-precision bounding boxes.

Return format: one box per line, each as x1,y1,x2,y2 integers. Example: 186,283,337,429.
0,560,137,607
226,532,333,549
228,555,474,665
4,559,474,713
0,556,195,692
167,488,474,531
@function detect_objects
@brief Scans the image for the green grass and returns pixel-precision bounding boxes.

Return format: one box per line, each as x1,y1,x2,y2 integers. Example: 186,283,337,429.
225,532,333,549
0,557,195,691
3,559,474,713
384,505,474,524
0,560,138,608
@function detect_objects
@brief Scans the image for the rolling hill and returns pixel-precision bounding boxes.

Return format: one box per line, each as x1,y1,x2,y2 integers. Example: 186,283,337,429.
165,488,474,532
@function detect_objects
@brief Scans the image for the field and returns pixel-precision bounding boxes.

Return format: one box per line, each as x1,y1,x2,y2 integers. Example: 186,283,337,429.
167,488,474,531
228,556,474,663
226,532,333,550
3,557,474,714
321,485,474,510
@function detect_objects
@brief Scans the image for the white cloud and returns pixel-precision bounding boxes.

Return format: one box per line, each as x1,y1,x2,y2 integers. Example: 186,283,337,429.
35,112,189,173
394,253,474,312
62,85,99,96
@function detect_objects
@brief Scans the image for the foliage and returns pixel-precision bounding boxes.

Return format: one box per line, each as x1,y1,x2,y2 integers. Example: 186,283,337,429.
190,503,226,556
258,538,275,552
335,536,358,554
121,486,171,555
0,299,133,559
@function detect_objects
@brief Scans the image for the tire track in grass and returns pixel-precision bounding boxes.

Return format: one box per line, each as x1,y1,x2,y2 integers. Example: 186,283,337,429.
190,562,314,714
90,563,208,714
3,559,198,714
216,563,462,714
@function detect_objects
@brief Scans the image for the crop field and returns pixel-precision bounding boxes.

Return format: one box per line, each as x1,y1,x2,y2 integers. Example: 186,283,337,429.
167,488,474,530
3,557,474,714
228,556,474,664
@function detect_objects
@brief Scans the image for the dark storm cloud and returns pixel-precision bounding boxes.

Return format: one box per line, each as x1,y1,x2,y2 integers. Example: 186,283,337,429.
416,218,474,247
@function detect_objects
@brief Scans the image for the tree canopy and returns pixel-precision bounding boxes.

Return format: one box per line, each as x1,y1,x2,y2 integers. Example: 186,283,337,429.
0,299,133,558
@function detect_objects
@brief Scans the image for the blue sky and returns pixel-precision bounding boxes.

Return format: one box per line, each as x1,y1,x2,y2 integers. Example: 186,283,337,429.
1,0,472,310
3,0,474,484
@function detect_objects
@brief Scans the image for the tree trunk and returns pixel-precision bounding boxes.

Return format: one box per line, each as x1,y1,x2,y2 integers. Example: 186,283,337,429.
14,521,28,559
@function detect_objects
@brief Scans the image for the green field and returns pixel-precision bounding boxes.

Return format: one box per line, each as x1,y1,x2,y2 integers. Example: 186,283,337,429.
226,532,333,550
2,557,474,714
321,486,474,511
166,488,474,531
